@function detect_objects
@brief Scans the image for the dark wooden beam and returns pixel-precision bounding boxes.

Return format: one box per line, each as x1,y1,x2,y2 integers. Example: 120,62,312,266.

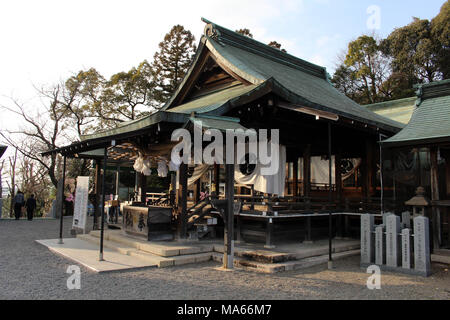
430,147,441,250
170,173,176,206
213,164,220,197
178,163,188,239
93,160,101,230
224,164,235,269
58,156,66,244
361,139,374,204
293,159,299,198
335,150,343,209
442,149,450,197
99,147,107,261
194,179,201,204
303,145,311,198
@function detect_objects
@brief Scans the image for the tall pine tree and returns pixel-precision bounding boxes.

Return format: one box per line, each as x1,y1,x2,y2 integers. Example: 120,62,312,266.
152,25,196,106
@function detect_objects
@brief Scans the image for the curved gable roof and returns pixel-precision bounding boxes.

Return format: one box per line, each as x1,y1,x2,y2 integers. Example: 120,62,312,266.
382,80,450,147
164,19,402,132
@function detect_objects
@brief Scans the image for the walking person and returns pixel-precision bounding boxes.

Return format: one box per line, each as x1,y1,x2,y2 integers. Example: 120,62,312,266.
13,190,25,220
25,194,37,221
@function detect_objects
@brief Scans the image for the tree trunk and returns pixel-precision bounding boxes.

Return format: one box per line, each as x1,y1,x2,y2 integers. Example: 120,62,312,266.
9,148,18,218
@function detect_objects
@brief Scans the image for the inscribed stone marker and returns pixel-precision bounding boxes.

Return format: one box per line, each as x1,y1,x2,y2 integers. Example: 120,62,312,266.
413,216,431,276
361,214,374,264
375,225,385,265
386,214,401,267
401,228,411,269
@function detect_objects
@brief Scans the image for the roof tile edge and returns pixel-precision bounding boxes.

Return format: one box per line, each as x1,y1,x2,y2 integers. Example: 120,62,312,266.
201,18,327,80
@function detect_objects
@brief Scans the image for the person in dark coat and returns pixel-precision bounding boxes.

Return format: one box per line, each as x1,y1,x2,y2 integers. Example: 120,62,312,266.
13,191,25,220
25,194,37,221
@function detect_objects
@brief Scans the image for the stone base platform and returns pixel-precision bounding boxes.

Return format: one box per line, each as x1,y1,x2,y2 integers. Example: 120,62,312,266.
36,238,159,273
39,230,360,273
432,249,450,265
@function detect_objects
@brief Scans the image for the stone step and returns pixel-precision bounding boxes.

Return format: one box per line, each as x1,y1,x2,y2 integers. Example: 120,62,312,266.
211,249,361,273
77,234,135,255
89,230,214,257
212,245,295,263
431,253,450,265
212,241,360,264
78,233,214,268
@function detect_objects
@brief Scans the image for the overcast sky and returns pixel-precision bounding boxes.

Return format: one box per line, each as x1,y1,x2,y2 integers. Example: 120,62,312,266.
0,0,446,139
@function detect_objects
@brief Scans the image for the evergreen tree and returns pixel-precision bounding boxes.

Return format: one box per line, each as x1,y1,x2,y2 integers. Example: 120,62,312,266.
333,35,391,104
431,0,450,79
382,17,441,83
152,25,196,106
104,60,155,120
333,2,449,104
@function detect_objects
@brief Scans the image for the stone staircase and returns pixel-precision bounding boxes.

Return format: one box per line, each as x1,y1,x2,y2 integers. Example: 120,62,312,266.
77,230,360,273
212,243,360,273
77,231,213,268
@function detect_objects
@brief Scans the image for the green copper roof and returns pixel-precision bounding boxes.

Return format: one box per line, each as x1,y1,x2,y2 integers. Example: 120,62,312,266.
364,97,416,124
80,111,187,141
382,80,450,147
190,114,250,131
167,84,258,114
161,19,402,132
65,18,406,149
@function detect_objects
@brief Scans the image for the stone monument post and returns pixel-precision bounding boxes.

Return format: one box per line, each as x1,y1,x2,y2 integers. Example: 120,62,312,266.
401,228,411,269
386,214,401,267
375,225,385,265
361,214,375,264
413,216,431,276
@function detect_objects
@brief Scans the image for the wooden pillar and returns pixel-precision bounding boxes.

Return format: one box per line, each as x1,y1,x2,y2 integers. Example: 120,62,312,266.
224,164,234,269
193,179,200,203
293,158,299,198
303,145,311,198
327,122,333,268
115,166,120,196
93,160,101,230
213,164,220,197
169,173,176,206
360,140,373,210
442,149,450,197
99,147,107,261
365,140,374,200
284,162,290,195
265,218,275,249
335,150,343,238
430,147,441,250
335,150,342,208
137,173,147,204
58,156,66,244
178,163,188,239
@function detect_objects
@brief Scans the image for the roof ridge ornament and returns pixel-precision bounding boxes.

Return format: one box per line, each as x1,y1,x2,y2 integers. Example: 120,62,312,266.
204,22,220,41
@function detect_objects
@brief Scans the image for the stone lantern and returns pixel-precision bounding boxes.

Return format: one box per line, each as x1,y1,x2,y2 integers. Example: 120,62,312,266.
405,186,431,217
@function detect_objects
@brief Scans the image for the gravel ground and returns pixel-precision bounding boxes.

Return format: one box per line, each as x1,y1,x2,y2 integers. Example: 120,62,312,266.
0,217,449,300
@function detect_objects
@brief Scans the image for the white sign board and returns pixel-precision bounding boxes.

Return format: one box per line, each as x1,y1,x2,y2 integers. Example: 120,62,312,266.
72,176,90,232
